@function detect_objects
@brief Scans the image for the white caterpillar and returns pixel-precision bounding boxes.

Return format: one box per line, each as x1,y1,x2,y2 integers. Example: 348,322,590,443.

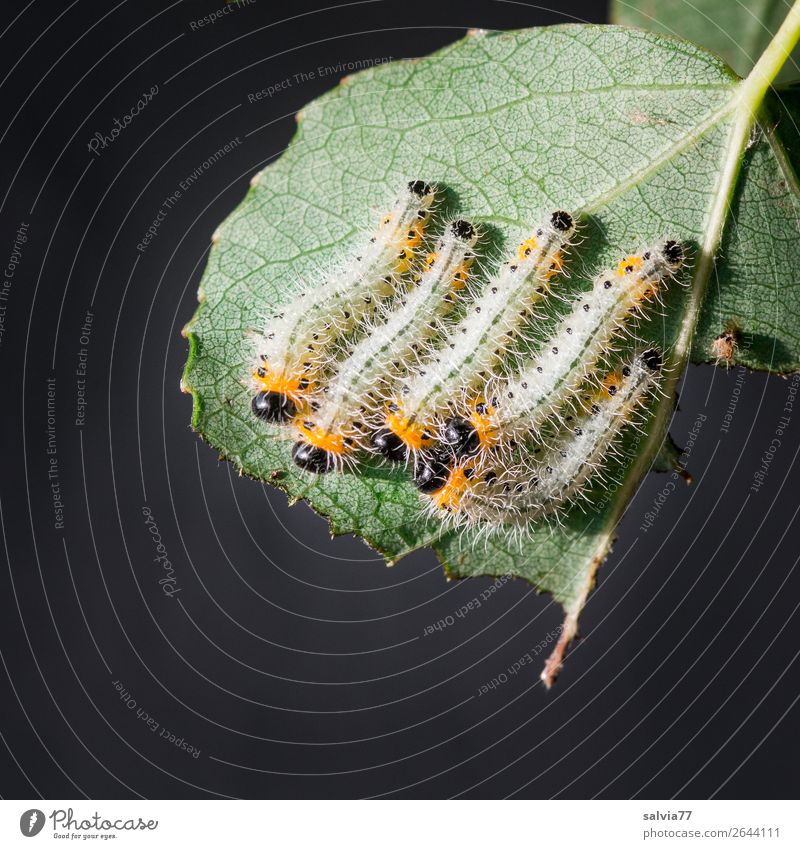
427,349,664,527
430,241,683,472
372,210,576,461
291,219,479,473
248,180,436,424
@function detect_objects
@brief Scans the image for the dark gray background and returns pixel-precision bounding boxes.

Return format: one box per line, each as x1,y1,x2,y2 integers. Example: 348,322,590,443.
0,0,798,799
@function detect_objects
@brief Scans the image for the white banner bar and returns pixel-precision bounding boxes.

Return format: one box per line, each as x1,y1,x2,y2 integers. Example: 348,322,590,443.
3,799,796,848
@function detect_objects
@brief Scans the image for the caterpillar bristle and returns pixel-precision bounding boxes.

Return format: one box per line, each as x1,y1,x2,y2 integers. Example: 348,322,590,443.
287,216,481,474
246,183,681,531
246,181,439,422
420,348,665,530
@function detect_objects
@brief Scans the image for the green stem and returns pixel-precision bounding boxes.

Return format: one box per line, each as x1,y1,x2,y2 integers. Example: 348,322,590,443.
684,0,800,367
542,0,800,687
740,0,800,108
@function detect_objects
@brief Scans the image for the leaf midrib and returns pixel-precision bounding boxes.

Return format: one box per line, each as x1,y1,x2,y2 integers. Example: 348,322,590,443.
374,90,746,562
268,83,748,564
561,61,792,640
225,48,772,570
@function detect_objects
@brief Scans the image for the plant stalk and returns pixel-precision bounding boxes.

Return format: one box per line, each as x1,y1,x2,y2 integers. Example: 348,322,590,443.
740,0,800,109
543,0,800,687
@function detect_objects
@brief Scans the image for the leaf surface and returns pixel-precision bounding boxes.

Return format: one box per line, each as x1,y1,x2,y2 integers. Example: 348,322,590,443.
612,0,800,82
182,24,800,682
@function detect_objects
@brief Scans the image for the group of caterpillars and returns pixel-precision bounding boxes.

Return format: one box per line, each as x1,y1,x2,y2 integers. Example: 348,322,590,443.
246,180,686,531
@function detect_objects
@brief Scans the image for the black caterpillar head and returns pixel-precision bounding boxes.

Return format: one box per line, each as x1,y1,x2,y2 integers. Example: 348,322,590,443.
371,428,407,462
641,349,663,373
252,391,297,424
662,240,684,269
442,417,480,459
291,441,334,474
408,180,433,199
450,219,476,241
413,453,450,494
550,210,574,233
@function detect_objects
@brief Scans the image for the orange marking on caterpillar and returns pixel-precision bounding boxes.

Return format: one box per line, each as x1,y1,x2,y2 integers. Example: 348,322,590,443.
450,259,472,291
517,235,539,261
599,370,623,400
386,409,435,451
294,420,350,456
617,254,643,276
252,367,308,403
431,466,471,511
545,250,564,280
405,222,425,249
467,399,500,450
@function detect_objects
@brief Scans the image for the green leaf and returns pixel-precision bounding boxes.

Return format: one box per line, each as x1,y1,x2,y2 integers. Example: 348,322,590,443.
182,21,800,683
612,0,800,83
692,83,800,371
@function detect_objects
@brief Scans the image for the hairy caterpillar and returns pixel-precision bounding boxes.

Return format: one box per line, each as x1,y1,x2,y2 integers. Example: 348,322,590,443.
291,219,479,473
431,240,683,474
427,349,664,527
372,210,576,462
249,180,436,423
